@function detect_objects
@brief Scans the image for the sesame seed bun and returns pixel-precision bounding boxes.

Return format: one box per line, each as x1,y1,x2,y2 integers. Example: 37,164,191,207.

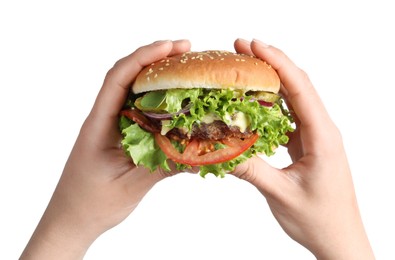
132,51,280,94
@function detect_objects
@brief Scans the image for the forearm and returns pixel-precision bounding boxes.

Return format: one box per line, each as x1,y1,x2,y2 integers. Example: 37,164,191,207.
20,198,100,260
20,215,98,260
21,232,89,260
314,236,374,260
309,214,375,260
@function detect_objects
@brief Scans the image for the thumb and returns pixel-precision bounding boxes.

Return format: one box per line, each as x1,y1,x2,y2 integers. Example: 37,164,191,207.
231,156,287,198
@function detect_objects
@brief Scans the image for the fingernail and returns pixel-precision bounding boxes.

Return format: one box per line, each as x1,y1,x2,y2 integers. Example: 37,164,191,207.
252,38,269,48
236,38,250,44
153,40,171,45
173,39,189,43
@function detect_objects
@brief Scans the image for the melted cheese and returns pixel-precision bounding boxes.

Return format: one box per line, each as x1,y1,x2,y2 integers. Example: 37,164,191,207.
161,120,189,136
161,112,250,136
201,113,220,124
160,120,172,135
224,112,250,132
231,112,249,132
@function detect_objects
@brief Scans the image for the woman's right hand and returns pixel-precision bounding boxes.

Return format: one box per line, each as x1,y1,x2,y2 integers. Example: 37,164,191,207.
231,38,375,260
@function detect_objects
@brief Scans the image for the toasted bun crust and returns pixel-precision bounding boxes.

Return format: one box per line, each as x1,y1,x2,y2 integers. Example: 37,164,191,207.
132,51,280,94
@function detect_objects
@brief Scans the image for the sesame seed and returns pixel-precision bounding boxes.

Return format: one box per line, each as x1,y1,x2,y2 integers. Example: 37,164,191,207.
220,58,225,60
254,62,258,65
145,68,153,75
241,59,245,62
159,67,164,70
165,63,170,66
147,76,150,81
154,73,158,78
235,58,240,61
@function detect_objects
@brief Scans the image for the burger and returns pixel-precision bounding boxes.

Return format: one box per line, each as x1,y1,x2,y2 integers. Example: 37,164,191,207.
119,50,293,177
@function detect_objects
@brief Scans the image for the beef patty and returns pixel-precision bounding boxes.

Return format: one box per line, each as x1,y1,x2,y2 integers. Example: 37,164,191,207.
167,120,253,141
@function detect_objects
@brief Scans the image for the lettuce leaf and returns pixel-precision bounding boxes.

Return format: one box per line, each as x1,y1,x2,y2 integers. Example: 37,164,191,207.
165,88,201,113
120,116,170,172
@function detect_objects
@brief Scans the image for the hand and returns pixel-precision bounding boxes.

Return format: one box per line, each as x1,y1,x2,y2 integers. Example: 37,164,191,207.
20,40,191,260
232,39,375,260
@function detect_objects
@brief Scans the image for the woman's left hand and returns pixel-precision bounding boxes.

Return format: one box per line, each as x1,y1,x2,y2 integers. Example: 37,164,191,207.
20,39,191,260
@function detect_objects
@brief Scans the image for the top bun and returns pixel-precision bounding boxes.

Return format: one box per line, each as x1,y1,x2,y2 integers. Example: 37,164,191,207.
132,51,280,94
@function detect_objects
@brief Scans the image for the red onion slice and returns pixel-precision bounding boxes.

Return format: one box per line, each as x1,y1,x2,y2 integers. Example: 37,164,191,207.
257,100,273,107
241,97,273,107
142,103,192,120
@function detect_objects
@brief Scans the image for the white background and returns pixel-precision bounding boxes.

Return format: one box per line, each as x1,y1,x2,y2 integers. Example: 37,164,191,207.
1,0,394,259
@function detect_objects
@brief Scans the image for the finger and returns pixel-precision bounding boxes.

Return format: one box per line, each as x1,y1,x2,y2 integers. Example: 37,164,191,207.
234,38,254,56
84,40,191,148
250,39,331,130
93,40,191,120
231,156,290,199
150,160,199,181
235,40,304,129
168,39,192,56
235,39,304,160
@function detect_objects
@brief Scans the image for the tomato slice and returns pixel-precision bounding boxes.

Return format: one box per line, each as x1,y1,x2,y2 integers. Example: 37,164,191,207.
120,109,160,133
154,133,259,166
